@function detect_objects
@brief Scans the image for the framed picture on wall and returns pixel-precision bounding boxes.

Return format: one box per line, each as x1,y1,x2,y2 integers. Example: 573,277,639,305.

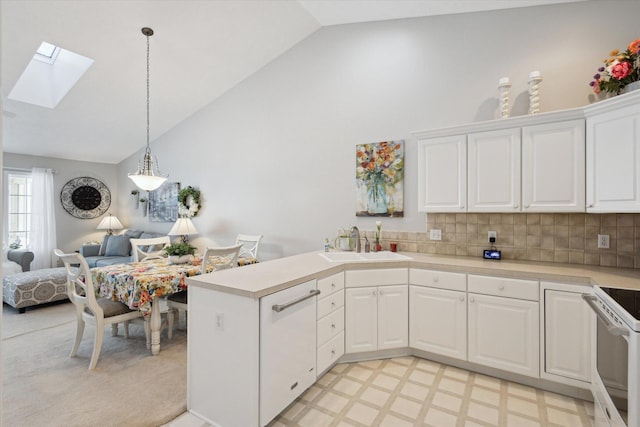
148,182,179,222
356,140,404,217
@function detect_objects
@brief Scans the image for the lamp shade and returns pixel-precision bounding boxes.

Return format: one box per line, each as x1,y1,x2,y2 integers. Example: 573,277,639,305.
168,217,198,237
97,214,124,235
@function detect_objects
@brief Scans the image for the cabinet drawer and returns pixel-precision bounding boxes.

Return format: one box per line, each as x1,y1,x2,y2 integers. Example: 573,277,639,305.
409,268,466,291
345,268,407,288
317,306,344,346
468,274,538,301
317,272,344,297
317,331,345,375
317,289,344,319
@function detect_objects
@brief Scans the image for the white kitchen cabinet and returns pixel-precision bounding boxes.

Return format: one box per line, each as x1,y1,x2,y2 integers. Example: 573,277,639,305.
541,282,592,387
345,284,408,353
413,107,587,213
586,96,640,212
467,275,539,378
409,269,467,359
316,272,345,375
522,120,585,212
410,285,467,359
467,128,521,212
417,135,467,212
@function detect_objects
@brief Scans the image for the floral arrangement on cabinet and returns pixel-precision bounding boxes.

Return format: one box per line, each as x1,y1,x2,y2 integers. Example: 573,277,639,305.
355,140,404,217
590,37,640,94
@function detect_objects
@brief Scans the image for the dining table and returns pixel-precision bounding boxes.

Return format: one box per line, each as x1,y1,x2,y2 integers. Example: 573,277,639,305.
91,257,211,356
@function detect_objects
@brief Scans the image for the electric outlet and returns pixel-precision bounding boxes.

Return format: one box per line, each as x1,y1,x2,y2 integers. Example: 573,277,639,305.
429,229,442,241
597,234,610,249
488,231,497,243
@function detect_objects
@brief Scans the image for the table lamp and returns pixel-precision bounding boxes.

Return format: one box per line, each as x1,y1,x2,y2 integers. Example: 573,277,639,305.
97,213,124,235
169,217,198,243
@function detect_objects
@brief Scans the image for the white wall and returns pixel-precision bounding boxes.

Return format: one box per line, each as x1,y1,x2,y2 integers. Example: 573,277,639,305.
118,1,640,260
3,153,119,254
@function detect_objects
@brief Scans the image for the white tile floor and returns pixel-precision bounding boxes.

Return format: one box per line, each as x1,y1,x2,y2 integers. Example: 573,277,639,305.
167,356,594,427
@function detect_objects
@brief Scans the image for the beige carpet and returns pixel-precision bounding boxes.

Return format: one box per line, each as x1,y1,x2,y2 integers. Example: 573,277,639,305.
2,301,187,427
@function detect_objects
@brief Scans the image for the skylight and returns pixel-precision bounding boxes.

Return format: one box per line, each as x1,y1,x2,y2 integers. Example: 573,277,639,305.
8,41,93,108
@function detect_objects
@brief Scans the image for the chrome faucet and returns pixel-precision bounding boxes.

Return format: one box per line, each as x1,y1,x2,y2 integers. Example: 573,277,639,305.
350,226,361,253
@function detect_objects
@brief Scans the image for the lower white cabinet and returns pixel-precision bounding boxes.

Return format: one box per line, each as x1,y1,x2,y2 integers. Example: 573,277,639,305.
316,272,345,375
541,282,592,387
345,285,408,353
467,275,539,378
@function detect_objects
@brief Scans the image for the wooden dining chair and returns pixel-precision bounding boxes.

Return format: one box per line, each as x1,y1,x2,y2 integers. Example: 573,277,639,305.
55,249,145,370
167,243,243,330
130,236,171,262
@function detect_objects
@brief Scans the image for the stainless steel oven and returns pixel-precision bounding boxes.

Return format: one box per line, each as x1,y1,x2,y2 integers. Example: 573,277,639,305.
583,287,640,427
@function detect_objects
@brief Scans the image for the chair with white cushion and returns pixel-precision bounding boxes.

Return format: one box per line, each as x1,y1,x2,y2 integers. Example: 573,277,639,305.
235,234,263,266
130,236,170,262
167,243,243,329
55,249,144,370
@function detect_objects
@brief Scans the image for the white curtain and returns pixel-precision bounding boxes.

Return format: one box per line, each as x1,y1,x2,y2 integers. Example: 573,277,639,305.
30,168,57,270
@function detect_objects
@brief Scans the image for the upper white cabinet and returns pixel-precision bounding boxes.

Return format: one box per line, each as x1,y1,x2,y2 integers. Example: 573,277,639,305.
586,93,640,212
468,128,521,212
417,135,466,212
414,109,587,212
522,120,585,212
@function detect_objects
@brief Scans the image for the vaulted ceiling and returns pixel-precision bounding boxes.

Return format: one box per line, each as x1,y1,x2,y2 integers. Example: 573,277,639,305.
0,0,585,164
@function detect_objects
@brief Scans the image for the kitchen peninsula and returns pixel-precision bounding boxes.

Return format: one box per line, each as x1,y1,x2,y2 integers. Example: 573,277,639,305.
186,251,640,426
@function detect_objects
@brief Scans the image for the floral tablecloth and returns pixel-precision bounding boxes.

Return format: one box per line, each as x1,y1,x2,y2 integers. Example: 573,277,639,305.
91,259,209,314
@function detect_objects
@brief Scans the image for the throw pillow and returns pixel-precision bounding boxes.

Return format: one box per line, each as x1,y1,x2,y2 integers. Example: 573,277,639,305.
99,234,111,256
124,230,143,239
104,235,131,257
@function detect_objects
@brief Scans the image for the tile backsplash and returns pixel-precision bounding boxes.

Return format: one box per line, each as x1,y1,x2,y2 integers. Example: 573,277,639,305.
368,213,640,269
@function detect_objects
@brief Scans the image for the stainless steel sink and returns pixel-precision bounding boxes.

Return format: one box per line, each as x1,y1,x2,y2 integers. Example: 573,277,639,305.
319,251,410,262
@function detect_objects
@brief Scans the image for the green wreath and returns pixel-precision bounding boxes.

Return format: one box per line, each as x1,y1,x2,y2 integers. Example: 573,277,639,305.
178,186,201,217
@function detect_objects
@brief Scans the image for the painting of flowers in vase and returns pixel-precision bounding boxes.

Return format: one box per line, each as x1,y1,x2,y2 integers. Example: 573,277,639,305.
356,140,404,217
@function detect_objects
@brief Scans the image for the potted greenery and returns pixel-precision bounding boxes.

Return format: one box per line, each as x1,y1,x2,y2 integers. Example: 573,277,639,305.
164,242,196,264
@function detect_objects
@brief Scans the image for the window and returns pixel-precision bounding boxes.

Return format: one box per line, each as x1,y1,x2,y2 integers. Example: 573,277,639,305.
5,172,32,248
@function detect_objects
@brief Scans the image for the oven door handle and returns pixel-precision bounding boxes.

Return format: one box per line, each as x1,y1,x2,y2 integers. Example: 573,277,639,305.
582,294,629,337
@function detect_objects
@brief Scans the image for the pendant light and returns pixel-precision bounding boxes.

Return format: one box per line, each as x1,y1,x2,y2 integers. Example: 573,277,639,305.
128,27,168,192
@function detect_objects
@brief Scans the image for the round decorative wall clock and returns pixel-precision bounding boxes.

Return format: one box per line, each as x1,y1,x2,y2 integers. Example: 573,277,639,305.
60,177,111,219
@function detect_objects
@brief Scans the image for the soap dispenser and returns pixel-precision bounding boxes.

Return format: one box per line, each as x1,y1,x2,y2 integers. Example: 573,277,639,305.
364,237,370,253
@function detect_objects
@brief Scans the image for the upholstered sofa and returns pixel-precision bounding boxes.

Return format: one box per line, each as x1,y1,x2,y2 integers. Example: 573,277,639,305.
80,229,166,268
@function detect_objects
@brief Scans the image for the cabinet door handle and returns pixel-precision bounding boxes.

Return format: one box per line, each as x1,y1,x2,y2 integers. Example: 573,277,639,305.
587,203,594,208
331,283,336,288
459,295,465,302
379,290,384,296
498,284,505,291
524,204,530,209
514,204,519,209
372,290,377,296
433,277,439,283
460,205,465,209
469,297,475,303
331,323,336,329
331,301,336,307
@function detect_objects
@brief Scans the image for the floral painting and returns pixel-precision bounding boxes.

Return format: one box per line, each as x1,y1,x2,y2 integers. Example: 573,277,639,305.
356,140,404,217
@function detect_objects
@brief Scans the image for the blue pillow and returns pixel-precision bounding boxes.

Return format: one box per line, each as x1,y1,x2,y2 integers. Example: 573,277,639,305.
104,235,131,257
99,235,111,256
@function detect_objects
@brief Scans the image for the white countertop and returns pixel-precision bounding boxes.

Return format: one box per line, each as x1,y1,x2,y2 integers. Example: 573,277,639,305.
186,251,640,299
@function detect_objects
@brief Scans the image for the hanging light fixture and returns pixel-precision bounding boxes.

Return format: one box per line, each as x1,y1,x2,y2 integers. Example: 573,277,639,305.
128,27,168,192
